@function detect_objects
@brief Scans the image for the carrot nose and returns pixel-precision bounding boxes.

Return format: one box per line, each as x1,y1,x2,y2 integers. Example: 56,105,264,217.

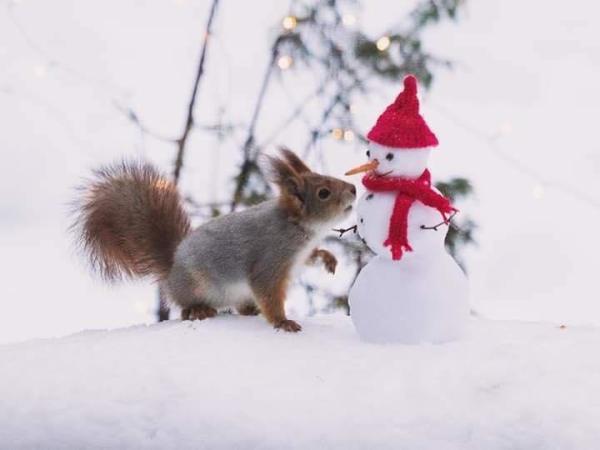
345,159,379,176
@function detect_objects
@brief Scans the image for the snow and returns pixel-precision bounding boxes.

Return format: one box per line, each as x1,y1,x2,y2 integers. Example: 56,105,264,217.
1,0,600,344
1,315,599,449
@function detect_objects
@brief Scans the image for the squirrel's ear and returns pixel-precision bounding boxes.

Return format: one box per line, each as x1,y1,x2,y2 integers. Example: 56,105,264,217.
279,147,311,174
264,154,305,203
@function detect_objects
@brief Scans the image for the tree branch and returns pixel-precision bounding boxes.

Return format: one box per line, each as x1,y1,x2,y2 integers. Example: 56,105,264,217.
230,36,282,211
172,0,220,184
113,101,178,144
158,0,220,323
258,80,329,149
302,91,342,157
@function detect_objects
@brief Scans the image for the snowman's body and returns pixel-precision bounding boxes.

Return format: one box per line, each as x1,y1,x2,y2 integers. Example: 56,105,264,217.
348,144,469,344
356,187,446,257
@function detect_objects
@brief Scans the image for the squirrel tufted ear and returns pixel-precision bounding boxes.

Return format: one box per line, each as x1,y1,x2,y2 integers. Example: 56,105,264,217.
279,147,311,174
263,154,305,202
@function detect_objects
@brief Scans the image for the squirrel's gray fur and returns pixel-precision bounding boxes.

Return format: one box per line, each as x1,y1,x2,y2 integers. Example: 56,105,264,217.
73,148,356,332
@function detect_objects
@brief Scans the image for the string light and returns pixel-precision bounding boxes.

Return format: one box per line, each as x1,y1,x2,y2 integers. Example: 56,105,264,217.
154,179,175,191
349,102,358,114
331,128,355,141
33,64,47,78
491,121,514,139
331,128,344,140
133,299,149,314
498,121,513,136
282,15,298,31
376,36,391,51
532,184,545,200
342,14,357,27
431,103,600,211
277,55,293,70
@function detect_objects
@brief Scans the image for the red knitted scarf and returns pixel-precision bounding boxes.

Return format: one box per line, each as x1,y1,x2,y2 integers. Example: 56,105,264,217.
362,170,456,260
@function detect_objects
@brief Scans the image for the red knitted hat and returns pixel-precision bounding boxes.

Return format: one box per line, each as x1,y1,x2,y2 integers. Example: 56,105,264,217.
367,75,438,149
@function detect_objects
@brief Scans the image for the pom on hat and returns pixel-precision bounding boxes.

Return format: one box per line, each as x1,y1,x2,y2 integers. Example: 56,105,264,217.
367,75,438,149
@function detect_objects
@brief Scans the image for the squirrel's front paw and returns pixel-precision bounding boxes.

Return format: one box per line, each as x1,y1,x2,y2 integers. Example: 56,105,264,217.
317,249,337,273
320,251,337,274
274,319,302,333
308,249,338,274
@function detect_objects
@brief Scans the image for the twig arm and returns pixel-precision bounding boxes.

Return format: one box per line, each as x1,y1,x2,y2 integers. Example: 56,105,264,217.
420,210,459,231
332,225,357,238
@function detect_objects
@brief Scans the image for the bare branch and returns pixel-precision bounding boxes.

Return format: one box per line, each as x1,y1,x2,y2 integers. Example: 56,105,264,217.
258,80,329,149
113,101,178,144
230,36,282,211
173,0,220,184
157,0,220,322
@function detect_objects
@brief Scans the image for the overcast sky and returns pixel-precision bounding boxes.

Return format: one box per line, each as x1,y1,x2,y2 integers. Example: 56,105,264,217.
1,0,599,343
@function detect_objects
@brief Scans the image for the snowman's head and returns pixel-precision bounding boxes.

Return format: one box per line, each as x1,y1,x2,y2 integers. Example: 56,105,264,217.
346,143,432,179
366,143,431,178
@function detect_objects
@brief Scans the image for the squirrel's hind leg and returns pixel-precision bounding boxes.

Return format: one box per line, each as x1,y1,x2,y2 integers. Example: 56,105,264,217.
237,301,261,316
181,303,218,321
167,268,218,321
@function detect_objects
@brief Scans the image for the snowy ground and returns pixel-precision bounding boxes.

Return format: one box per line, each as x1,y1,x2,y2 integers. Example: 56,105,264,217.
1,315,599,450
2,0,600,345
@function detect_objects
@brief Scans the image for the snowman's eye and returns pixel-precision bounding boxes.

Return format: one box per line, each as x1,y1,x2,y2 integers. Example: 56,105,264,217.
366,150,371,158
385,153,394,161
318,188,331,200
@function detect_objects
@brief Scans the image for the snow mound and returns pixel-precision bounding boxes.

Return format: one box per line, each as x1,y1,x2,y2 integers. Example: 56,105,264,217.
1,315,599,449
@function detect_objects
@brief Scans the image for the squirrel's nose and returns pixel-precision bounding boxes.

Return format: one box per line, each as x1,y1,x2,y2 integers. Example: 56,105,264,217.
344,183,357,200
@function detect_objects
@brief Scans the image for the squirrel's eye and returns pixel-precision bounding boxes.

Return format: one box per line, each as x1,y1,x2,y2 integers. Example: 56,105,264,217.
318,188,331,200
366,150,371,158
385,153,394,161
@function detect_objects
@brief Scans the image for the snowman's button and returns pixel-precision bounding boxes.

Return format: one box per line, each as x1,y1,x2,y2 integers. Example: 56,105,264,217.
360,218,364,223
366,193,374,200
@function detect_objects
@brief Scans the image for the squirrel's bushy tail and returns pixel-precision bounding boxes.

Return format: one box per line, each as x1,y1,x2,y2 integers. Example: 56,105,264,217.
72,161,191,282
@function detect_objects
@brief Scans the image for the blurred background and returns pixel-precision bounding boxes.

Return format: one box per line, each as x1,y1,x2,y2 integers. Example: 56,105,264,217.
1,0,598,344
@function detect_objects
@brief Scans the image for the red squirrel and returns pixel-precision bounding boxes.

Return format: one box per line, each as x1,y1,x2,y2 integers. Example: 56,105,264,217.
73,149,356,332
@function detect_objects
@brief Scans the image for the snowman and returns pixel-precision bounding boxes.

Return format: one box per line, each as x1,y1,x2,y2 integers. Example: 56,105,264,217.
345,75,469,344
